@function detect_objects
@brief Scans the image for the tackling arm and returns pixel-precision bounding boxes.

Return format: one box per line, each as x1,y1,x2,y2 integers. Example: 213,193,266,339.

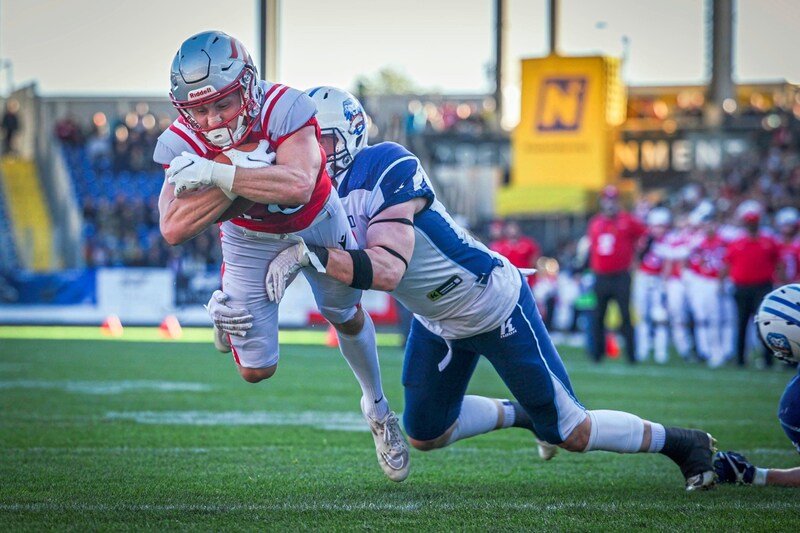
265,197,426,302
325,198,426,291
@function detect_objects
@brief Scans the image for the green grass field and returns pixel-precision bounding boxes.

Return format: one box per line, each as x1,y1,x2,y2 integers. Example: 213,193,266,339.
1,326,799,532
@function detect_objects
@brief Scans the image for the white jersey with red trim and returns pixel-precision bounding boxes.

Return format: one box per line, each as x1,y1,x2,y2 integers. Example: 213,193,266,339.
154,81,332,234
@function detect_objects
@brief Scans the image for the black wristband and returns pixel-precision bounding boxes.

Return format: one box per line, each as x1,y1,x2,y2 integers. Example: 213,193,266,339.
347,249,373,289
307,244,329,268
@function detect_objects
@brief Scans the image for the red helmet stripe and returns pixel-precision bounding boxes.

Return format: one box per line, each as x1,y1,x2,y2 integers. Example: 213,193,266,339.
230,38,239,59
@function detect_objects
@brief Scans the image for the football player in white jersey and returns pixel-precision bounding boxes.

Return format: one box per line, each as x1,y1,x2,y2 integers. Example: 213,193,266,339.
632,207,672,363
154,32,408,482
245,87,718,490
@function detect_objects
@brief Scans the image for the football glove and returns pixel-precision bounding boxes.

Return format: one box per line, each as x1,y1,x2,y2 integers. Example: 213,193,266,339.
265,238,328,303
224,139,277,168
167,151,237,199
204,290,253,337
713,451,755,484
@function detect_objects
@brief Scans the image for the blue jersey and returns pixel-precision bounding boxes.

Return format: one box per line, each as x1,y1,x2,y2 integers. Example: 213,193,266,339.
337,142,520,339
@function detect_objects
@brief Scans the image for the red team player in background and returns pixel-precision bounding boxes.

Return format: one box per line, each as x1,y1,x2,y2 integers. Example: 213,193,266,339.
775,207,800,284
723,201,780,368
683,207,731,368
153,30,409,481
585,186,646,364
491,220,540,286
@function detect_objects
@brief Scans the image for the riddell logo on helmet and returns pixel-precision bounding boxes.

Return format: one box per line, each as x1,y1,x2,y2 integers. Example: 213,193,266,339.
188,85,215,100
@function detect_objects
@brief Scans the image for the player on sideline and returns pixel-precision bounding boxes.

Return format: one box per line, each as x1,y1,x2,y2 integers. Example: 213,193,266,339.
154,32,408,481
247,87,717,490
714,284,800,487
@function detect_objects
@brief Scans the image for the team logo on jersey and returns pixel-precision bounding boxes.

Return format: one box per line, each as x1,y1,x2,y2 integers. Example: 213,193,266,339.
536,77,588,132
500,317,517,338
342,98,366,136
187,85,216,101
427,275,462,301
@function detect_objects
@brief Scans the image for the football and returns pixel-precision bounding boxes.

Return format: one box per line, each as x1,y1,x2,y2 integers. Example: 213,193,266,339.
214,143,260,222
755,283,800,363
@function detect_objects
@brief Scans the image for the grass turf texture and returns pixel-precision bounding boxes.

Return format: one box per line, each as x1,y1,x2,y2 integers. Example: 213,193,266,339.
1,328,798,531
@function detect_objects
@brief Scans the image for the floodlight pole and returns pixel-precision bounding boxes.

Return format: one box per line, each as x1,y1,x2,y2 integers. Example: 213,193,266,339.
257,0,279,82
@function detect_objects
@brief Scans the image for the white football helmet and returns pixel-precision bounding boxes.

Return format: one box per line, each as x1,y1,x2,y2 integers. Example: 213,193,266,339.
169,31,263,149
735,199,763,223
755,284,800,363
775,207,799,229
305,86,368,178
647,207,672,227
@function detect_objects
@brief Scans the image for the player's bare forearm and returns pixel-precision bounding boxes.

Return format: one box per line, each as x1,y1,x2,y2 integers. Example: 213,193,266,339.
230,126,320,206
323,247,407,291
323,198,424,291
159,183,232,245
232,165,315,206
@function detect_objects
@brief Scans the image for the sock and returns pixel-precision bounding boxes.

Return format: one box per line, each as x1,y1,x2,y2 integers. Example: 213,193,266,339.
648,422,666,452
583,410,645,453
445,395,504,446
508,400,535,431
336,310,388,419
754,468,768,486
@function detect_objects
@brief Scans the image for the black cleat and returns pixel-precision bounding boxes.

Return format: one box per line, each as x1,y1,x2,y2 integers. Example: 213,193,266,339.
661,427,718,491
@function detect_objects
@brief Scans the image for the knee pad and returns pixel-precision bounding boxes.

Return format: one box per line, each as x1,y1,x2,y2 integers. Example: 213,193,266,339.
317,303,359,325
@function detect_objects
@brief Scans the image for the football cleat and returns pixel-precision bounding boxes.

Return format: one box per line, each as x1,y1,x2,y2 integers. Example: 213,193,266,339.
213,326,231,353
714,451,755,484
536,438,559,461
361,398,410,482
662,427,718,491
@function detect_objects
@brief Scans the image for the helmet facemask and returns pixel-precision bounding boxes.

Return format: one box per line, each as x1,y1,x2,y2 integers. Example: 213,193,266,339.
173,67,260,150
320,128,353,178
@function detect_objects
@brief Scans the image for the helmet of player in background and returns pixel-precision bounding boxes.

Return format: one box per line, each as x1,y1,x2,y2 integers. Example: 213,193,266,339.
169,30,263,150
646,206,672,237
775,207,800,236
735,199,763,226
599,185,620,216
305,86,369,179
688,199,716,234
755,284,800,363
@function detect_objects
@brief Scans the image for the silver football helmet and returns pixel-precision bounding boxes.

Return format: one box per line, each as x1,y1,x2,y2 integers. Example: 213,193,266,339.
169,31,263,149
756,284,800,363
305,86,368,178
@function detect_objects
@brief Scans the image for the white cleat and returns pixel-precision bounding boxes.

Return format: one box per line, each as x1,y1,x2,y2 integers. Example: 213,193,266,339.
361,399,410,482
537,438,559,461
213,326,231,353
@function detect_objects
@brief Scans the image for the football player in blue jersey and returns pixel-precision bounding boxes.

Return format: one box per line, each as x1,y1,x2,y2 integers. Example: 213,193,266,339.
215,86,718,490
714,284,800,487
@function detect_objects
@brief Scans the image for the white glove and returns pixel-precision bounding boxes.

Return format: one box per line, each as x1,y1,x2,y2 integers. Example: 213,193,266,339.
167,151,236,199
224,139,277,168
204,290,253,337
266,238,329,303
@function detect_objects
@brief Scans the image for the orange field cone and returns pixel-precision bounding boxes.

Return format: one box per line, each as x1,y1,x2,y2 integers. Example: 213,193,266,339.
326,324,339,348
606,331,620,358
100,314,123,337
160,315,183,339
